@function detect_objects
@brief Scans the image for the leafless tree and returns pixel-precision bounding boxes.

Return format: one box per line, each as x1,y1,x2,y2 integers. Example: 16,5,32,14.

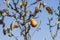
0,0,57,40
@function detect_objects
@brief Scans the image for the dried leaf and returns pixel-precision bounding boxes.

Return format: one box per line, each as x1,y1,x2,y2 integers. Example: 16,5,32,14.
3,26,7,35
10,20,16,30
3,9,9,16
20,2,23,8
13,25,19,30
58,17,60,21
10,20,19,30
46,7,53,14
0,11,3,16
3,29,6,35
7,28,12,37
34,7,41,14
0,20,3,24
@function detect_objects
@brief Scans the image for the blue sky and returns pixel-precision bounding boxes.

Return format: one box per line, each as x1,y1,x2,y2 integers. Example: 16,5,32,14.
0,0,60,40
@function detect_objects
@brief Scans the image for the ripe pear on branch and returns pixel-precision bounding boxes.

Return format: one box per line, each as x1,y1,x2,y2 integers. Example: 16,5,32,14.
46,6,53,14
30,18,38,27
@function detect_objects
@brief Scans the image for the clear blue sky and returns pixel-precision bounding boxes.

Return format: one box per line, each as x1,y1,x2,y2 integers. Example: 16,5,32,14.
0,0,60,40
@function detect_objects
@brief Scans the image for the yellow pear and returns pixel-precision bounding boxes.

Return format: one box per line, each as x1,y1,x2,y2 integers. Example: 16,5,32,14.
30,18,38,27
